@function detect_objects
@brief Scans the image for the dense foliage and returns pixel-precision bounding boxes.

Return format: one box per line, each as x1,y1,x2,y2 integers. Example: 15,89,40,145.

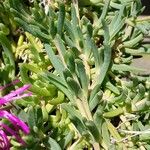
0,0,150,149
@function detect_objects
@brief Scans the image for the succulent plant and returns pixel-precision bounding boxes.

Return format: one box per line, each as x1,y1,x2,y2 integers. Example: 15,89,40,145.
0,0,149,149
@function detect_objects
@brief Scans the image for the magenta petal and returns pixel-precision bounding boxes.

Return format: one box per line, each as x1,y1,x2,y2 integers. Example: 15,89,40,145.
0,123,26,145
0,130,10,150
0,110,30,134
9,84,31,95
3,84,31,100
0,82,31,148
0,98,8,105
0,92,32,105
8,92,32,101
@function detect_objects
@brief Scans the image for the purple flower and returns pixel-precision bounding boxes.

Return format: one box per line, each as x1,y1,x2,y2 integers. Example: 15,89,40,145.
0,80,32,149
0,84,32,105
0,130,10,150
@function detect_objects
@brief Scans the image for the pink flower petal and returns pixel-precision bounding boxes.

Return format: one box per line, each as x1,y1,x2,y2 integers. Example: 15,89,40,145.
3,84,31,100
0,110,30,134
8,92,32,101
0,98,8,105
0,130,10,150
0,82,31,148
0,92,32,105
0,123,26,145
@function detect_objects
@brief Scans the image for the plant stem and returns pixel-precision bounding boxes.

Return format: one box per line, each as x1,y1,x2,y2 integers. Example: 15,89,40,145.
76,98,101,150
